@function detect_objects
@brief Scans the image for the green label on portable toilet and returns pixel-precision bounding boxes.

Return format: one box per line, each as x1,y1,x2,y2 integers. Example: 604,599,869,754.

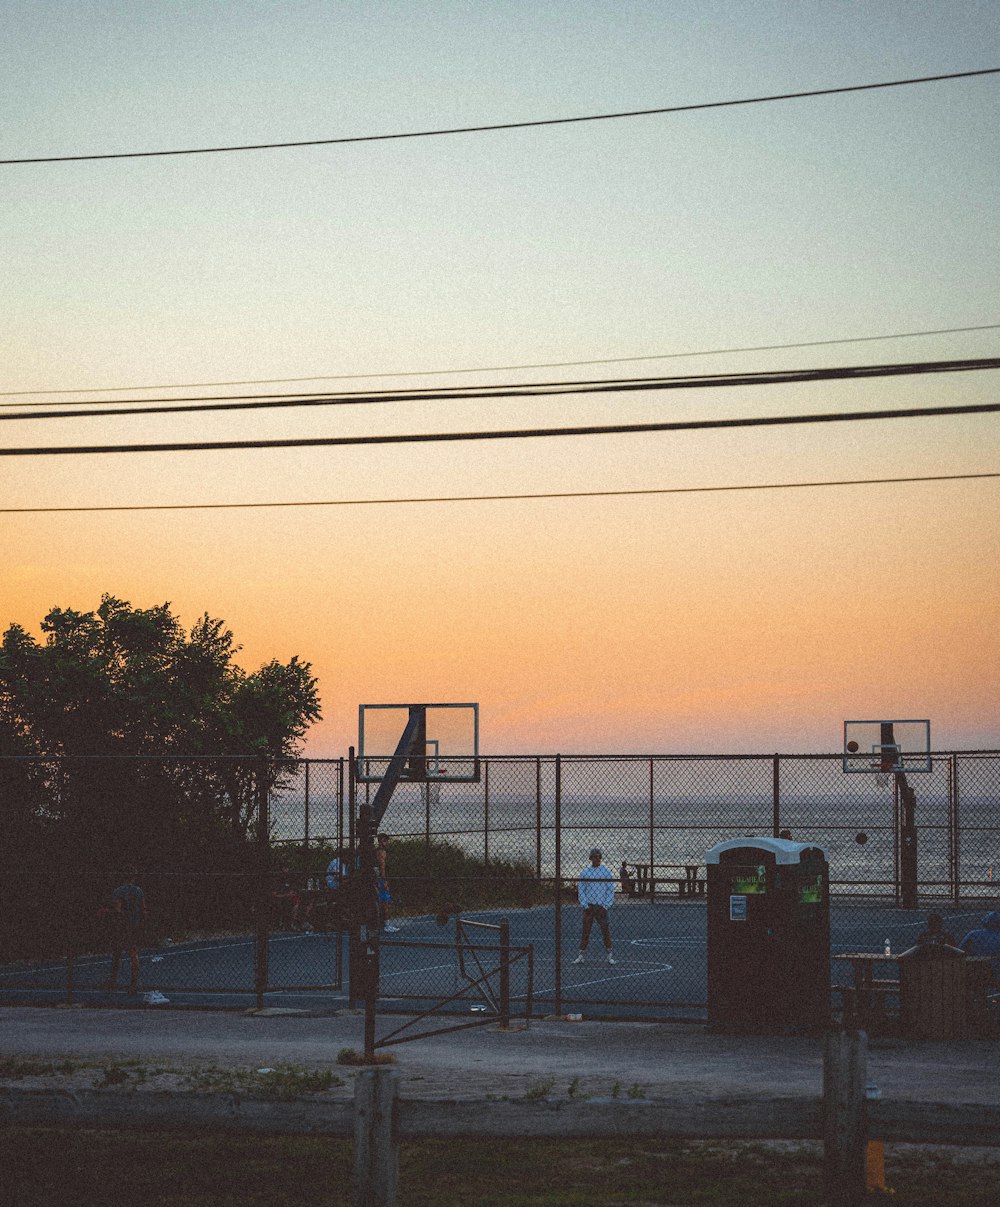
732,866,766,894
799,876,822,904
730,895,748,921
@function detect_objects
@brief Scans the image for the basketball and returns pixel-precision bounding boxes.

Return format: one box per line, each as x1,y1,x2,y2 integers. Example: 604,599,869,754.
846,740,859,753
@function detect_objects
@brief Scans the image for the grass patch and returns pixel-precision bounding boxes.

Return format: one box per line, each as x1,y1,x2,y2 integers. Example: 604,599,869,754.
2,1129,996,1206
523,1077,555,1101
335,1047,395,1067
179,1063,342,1099
0,1057,341,1100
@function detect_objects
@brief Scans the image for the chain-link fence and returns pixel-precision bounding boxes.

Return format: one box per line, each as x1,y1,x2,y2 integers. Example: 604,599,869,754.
2,751,997,1020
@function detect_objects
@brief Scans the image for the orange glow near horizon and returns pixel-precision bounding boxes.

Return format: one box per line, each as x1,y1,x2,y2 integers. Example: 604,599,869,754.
4,459,997,757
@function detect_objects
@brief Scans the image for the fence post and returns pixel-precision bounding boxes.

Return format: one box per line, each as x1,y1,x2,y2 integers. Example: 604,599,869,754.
950,754,960,903
648,758,654,880
353,1067,400,1207
823,1028,867,1206
554,754,562,1017
348,748,357,1010
535,757,542,880
772,754,781,837
303,759,310,854
255,757,270,1010
499,916,510,1028
484,759,490,868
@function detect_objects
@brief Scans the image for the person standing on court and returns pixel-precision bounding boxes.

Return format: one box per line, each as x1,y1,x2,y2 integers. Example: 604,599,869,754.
105,869,146,995
376,832,399,933
574,848,616,964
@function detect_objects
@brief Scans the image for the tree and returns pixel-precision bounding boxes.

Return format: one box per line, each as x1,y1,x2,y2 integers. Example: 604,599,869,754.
0,594,321,869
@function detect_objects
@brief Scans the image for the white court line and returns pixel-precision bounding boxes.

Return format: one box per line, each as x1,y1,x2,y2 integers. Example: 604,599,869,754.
532,963,673,997
629,938,703,947
0,933,309,979
380,962,455,979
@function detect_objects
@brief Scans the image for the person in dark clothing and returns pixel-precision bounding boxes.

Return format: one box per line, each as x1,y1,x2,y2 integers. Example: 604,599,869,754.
105,870,146,995
916,912,957,947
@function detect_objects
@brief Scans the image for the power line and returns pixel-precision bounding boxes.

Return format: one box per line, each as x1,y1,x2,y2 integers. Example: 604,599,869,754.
3,401,998,458
4,324,999,400
3,358,999,423
4,68,997,166
1,472,996,515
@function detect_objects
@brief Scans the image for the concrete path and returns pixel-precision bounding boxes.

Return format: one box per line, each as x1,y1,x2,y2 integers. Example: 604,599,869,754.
2,1005,997,1105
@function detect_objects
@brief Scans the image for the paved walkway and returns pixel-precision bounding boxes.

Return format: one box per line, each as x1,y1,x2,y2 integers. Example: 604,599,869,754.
3,1006,997,1104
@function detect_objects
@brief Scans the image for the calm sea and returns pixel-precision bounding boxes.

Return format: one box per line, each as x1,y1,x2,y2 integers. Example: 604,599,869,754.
269,755,999,892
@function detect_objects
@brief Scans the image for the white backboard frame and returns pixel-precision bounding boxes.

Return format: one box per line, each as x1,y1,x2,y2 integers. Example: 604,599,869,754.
843,719,932,774
357,702,480,784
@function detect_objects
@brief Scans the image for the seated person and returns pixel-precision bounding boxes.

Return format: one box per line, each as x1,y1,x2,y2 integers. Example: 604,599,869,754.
960,911,1000,985
916,912,958,947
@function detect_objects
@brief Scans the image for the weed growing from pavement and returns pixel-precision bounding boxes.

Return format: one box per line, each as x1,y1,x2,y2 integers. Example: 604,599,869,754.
523,1077,555,1101
181,1064,342,1099
335,1047,396,1067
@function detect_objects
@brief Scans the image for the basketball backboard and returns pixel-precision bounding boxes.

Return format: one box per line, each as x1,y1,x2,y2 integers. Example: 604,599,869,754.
357,703,480,784
843,719,931,774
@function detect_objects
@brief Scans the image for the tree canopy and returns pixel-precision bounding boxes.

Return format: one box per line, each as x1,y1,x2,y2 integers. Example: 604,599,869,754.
0,594,319,758
0,595,321,871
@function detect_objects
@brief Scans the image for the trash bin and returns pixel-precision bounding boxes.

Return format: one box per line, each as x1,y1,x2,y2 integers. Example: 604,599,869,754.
705,837,830,1033
898,943,967,1039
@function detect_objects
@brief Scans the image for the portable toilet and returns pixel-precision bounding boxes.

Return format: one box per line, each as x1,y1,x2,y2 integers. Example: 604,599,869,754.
705,837,830,1033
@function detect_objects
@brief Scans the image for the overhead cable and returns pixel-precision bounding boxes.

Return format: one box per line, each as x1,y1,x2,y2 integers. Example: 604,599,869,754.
1,472,996,514
5,322,997,398
3,401,998,458
3,68,997,165
3,357,999,422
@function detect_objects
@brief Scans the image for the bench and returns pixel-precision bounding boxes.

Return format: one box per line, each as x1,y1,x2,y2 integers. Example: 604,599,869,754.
650,867,706,899
628,864,706,899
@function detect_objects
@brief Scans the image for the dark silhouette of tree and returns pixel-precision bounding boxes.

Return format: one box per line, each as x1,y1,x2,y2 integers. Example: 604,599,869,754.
0,595,321,872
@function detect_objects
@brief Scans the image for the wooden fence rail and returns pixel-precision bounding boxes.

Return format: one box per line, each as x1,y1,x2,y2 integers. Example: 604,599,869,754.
2,1032,997,1207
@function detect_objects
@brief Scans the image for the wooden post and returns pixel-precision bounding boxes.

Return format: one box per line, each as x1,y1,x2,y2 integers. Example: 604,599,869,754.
353,1067,400,1207
823,1029,867,1206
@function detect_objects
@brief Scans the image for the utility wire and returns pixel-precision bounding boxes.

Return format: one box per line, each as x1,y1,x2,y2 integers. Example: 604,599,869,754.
3,68,997,165
1,472,996,515
3,324,999,400
3,358,999,422
3,401,998,457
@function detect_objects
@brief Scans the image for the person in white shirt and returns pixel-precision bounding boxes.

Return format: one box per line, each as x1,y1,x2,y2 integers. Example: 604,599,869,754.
573,848,616,965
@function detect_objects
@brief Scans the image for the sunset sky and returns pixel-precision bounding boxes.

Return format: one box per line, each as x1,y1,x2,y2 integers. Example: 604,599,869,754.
3,2,998,756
